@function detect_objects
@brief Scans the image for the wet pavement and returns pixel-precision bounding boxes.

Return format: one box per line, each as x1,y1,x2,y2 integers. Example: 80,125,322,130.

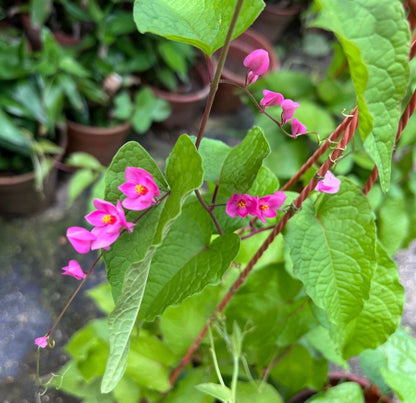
1,109,415,402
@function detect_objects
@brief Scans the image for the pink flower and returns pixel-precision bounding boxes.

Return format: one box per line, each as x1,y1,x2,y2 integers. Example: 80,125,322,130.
256,191,287,223
291,118,307,137
260,90,284,109
61,260,86,280
281,99,300,124
35,336,49,348
119,167,160,211
226,194,257,218
243,49,270,76
66,226,96,254
315,171,341,194
85,199,135,250
247,71,259,85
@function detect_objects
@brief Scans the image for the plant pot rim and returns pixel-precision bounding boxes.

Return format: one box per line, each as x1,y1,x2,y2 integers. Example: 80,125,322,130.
66,120,131,136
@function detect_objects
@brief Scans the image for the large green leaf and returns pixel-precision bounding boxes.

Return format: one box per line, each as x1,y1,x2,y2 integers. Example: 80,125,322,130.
0,108,33,154
377,185,409,254
339,242,404,358
285,179,376,328
270,344,328,397
236,381,283,403
133,0,265,55
218,126,270,195
377,329,416,402
104,203,166,302
225,264,317,366
138,200,239,321
195,383,232,402
312,0,410,190
160,284,223,357
103,141,169,302
308,382,364,402
163,368,215,403
102,135,203,393
197,137,231,183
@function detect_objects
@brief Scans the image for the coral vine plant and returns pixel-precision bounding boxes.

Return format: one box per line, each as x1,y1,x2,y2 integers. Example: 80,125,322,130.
35,0,416,401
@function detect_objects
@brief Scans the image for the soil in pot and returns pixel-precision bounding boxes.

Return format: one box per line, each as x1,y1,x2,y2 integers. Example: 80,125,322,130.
0,127,67,216
212,29,279,114
65,120,131,166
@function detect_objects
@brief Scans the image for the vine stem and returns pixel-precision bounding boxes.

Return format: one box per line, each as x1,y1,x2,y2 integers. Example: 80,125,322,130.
45,252,103,339
169,109,359,386
194,0,244,149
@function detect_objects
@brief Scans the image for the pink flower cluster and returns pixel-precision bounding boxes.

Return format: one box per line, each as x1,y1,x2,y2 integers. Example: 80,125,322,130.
226,191,287,223
260,90,306,137
243,49,307,138
35,167,160,348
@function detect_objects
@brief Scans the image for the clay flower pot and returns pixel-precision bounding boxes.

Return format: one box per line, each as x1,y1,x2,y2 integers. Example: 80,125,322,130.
65,120,131,166
0,127,67,216
213,29,279,113
289,372,393,403
150,63,210,129
251,3,302,43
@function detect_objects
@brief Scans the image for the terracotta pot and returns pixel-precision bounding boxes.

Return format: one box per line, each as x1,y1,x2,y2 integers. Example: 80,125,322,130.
289,372,393,403
0,127,67,216
65,120,131,166
251,3,302,43
212,29,279,113
150,64,210,129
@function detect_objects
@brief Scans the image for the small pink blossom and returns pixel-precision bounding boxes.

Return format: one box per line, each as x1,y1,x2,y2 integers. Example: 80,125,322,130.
281,99,300,124
291,118,307,137
315,171,341,194
256,191,287,223
85,199,134,250
226,194,257,218
61,260,86,280
247,71,259,85
66,226,96,254
260,90,284,109
35,336,49,348
243,49,270,76
119,167,160,211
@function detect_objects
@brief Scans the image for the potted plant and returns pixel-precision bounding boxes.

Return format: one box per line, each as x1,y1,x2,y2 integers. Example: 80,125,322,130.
135,34,211,129
0,29,67,215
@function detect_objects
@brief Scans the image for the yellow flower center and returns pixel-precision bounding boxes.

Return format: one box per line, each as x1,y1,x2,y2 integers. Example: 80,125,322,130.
238,200,246,208
136,184,148,196
260,204,269,211
102,214,116,225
